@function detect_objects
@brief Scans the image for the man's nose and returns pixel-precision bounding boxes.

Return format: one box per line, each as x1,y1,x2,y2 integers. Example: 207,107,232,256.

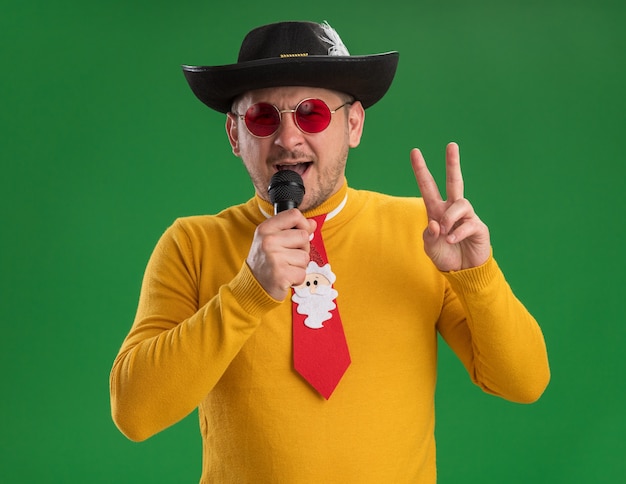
273,112,305,150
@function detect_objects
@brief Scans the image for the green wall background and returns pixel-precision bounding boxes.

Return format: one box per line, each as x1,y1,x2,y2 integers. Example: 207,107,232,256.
2,0,624,482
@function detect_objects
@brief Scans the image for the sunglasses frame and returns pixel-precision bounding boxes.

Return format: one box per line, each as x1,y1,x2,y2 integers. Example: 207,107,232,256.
233,98,353,138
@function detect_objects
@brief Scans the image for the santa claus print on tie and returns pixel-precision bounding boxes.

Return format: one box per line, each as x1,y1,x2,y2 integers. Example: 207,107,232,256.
292,261,339,329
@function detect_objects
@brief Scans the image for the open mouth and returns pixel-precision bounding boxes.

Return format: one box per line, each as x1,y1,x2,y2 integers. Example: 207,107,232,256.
275,162,312,177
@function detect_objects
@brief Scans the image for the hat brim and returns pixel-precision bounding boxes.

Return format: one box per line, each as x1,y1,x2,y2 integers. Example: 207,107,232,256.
182,52,399,113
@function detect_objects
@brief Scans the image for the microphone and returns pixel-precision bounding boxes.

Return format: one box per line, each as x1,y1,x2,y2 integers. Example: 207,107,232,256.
268,170,305,214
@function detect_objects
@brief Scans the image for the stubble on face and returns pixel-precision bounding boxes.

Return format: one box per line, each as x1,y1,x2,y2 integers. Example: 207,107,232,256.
298,142,348,212
259,142,348,212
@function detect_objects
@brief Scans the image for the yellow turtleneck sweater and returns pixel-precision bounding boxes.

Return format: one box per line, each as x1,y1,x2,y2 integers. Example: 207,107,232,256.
110,182,549,483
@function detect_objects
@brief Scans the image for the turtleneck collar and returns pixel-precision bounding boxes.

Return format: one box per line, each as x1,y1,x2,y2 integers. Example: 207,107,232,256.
257,179,349,220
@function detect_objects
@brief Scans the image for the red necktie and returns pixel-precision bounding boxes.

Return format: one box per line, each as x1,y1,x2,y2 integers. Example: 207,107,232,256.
292,214,351,399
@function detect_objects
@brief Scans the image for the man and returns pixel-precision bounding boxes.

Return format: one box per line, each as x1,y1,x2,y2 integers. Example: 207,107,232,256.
110,21,550,483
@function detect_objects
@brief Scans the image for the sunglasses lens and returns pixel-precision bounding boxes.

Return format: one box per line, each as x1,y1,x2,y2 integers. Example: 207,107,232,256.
244,103,280,137
295,99,332,133
243,99,334,137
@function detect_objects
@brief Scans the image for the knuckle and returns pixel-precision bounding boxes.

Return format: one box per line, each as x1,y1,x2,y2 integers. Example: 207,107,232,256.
259,235,275,253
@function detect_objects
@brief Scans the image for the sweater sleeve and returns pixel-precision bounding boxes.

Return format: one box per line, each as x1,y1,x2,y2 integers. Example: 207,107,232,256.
109,220,280,442
437,256,550,403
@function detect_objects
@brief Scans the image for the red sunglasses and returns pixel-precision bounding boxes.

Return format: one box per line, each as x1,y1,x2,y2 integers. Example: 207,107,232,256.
233,98,353,138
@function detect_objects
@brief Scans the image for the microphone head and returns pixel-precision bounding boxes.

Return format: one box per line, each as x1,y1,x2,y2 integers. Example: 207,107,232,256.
268,170,305,213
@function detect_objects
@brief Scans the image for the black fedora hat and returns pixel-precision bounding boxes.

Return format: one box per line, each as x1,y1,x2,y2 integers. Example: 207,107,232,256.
182,21,399,113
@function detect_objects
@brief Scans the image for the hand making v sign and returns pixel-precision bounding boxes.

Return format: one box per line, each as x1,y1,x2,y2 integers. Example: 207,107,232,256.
411,142,491,272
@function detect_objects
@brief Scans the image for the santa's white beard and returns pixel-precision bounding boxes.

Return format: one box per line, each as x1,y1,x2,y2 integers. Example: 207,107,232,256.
292,284,338,329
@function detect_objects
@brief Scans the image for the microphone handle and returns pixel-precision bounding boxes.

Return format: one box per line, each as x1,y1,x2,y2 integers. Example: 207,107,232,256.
273,200,298,214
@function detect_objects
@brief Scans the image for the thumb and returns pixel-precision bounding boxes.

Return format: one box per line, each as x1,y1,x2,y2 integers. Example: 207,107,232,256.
424,220,440,240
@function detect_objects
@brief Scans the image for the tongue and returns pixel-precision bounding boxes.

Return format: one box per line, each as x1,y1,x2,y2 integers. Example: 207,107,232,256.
278,163,309,176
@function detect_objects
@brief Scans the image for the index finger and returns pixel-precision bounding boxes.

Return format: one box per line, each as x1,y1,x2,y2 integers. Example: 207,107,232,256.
410,148,443,210
267,208,315,233
445,142,464,202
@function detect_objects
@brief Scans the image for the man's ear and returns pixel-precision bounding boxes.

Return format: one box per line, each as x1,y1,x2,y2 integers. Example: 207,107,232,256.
226,113,240,156
347,101,365,148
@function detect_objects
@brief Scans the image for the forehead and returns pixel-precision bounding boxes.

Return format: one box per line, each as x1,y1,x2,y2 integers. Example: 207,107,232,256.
235,86,346,108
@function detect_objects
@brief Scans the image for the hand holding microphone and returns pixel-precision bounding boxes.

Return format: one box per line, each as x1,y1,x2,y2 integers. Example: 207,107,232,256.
246,171,316,301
